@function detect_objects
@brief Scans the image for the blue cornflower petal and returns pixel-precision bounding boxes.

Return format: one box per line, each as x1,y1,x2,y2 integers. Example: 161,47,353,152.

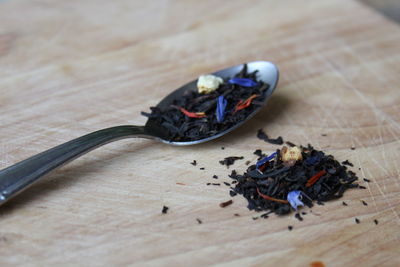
287,191,305,210
216,95,228,123
228,78,258,87
256,152,277,169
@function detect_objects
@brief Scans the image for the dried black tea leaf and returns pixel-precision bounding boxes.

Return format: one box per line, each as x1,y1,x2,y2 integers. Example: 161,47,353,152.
286,141,296,147
219,156,244,168
342,160,354,167
257,129,283,145
162,206,169,214
219,200,233,208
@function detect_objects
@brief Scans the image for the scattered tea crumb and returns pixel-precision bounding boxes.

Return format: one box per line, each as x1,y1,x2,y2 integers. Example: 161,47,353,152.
358,185,367,189
219,156,244,168
286,141,296,147
374,219,379,225
206,183,211,185
212,183,220,186
252,217,259,220
295,213,303,221
245,160,251,165
223,182,231,186
162,206,169,214
234,213,240,216
342,160,354,167
288,225,293,231
221,147,225,150
213,175,218,179
301,212,307,215
229,190,237,197
321,134,327,136
355,218,360,224
257,129,283,145
261,212,270,219
253,149,264,159
228,170,237,178
190,160,197,166
196,218,202,224
363,178,371,183
219,199,233,208
358,167,361,170
361,200,368,206
351,146,355,150
176,182,186,185
200,167,205,170
342,201,348,206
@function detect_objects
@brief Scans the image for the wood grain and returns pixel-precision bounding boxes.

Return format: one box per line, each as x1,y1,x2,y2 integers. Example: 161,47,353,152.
1,0,400,266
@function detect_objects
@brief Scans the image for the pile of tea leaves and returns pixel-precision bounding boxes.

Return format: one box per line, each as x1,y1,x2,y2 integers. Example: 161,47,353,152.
141,64,269,142
229,144,361,215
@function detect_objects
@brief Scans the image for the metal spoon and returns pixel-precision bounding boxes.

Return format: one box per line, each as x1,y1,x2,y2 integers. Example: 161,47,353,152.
0,61,279,206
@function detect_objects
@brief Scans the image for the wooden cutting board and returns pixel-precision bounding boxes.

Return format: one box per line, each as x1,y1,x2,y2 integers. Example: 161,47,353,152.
1,0,399,266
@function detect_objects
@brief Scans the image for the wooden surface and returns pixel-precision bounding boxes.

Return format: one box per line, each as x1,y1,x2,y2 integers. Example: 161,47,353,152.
1,0,400,266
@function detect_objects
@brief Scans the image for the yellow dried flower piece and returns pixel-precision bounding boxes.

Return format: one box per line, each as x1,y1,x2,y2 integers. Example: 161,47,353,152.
281,146,303,166
197,74,223,94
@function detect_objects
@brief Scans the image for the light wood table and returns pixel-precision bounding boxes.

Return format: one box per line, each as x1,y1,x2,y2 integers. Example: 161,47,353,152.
1,0,399,266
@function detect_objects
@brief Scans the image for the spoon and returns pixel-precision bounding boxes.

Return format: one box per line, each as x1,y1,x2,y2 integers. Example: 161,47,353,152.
0,61,279,206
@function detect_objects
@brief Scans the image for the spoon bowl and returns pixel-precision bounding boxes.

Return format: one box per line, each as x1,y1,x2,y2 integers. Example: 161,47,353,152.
147,61,279,145
0,61,278,206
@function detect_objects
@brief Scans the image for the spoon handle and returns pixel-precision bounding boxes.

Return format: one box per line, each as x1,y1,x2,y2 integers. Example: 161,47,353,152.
0,125,149,206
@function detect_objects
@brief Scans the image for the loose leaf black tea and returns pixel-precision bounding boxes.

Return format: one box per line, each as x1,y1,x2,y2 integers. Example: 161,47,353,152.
228,144,360,215
219,199,233,208
162,206,169,214
342,160,354,167
219,156,244,168
141,65,269,142
286,141,296,147
257,129,283,145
